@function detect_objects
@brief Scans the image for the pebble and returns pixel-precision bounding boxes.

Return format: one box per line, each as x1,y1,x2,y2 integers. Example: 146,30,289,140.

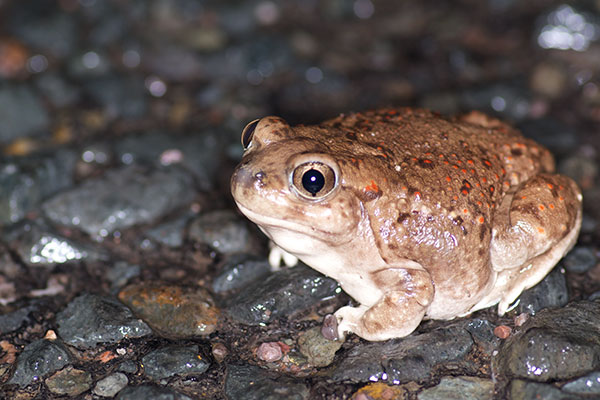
8,339,73,387
224,364,309,400
331,322,473,383
0,84,49,143
0,149,76,225
93,372,129,398
297,326,342,367
56,293,152,349
417,376,494,400
42,165,196,239
562,371,600,395
515,266,568,315
8,220,107,267
493,325,512,339
142,344,210,380
45,366,92,396
495,300,600,382
118,284,219,338
226,264,340,325
115,384,193,400
562,246,598,274
352,382,408,400
256,342,283,362
188,210,255,255
212,254,272,293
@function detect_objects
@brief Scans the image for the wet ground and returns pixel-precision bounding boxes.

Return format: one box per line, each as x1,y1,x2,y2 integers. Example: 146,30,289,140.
0,0,600,399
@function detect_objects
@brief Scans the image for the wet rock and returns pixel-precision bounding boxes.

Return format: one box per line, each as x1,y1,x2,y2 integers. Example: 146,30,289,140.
45,366,92,396
460,82,531,121
494,300,600,382
225,364,309,400
0,84,49,143
188,210,254,255
330,322,473,383
562,246,597,274
0,302,40,334
226,264,340,325
256,342,283,362
518,118,579,158
8,220,107,268
353,382,408,400
0,149,76,224
417,376,494,400
212,255,271,294
562,371,600,396
297,326,342,367
117,361,138,374
116,384,193,400
118,284,219,338
107,262,141,292
142,344,209,380
465,319,501,356
42,165,196,239
509,380,577,400
116,131,222,190
516,266,568,315
35,73,80,108
8,339,73,387
84,75,147,119
93,372,129,398
56,293,152,349
143,211,195,248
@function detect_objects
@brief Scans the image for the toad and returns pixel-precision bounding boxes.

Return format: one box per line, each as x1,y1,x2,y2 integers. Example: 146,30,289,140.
230,108,582,341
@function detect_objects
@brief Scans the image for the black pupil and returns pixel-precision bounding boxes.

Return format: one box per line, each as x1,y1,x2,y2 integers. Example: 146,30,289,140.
302,169,325,196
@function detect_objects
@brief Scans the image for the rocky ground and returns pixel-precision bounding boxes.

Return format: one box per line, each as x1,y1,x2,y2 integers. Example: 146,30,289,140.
0,0,600,399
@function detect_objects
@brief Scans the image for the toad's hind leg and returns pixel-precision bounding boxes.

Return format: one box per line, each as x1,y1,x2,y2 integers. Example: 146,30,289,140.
483,173,582,314
335,266,434,341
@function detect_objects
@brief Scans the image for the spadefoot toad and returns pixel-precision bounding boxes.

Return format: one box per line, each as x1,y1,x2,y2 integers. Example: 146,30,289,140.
231,108,582,341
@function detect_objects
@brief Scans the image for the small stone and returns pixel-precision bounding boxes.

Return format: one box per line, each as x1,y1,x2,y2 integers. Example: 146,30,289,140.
352,382,407,400
42,165,196,240
493,325,512,339
93,372,129,398
417,376,494,400
562,246,598,274
56,293,152,349
513,313,530,327
224,364,309,400
188,210,254,255
45,366,92,396
142,345,209,380
298,326,342,367
562,371,600,395
257,342,283,362
118,284,219,338
211,342,229,363
115,384,192,400
8,339,72,387
516,266,568,315
212,255,271,293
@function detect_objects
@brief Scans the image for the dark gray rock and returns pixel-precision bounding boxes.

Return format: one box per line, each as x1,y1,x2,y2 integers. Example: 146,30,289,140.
562,246,598,274
516,266,568,315
35,73,81,108
0,302,39,334
144,212,193,248
466,318,501,356
212,255,271,293
8,339,73,387
142,345,210,380
225,364,309,400
494,300,600,382
8,220,107,267
116,385,193,400
562,371,600,395
509,380,581,400
226,264,340,325
417,376,494,400
188,210,255,255
330,322,474,383
0,149,76,225
84,75,147,119
42,165,196,239
0,84,49,143
56,293,152,349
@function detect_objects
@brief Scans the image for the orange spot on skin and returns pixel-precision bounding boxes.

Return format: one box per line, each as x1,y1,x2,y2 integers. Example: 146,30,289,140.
538,227,545,234
414,191,421,199
462,189,468,195
484,160,492,167
443,160,449,165
446,176,451,182
539,205,545,211
521,196,527,200
482,177,487,183
402,186,408,191
490,186,495,193
478,216,485,224
559,196,565,201
465,182,471,188
547,183,554,189
477,201,483,206
463,208,469,214
501,168,506,175
467,160,474,165
365,180,379,193
439,154,445,158
423,159,432,164
453,165,459,169
549,203,555,209
461,168,467,173
475,183,480,187
457,160,462,165
453,195,458,200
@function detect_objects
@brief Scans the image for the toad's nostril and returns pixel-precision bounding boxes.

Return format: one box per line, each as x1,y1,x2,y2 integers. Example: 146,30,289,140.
255,171,266,181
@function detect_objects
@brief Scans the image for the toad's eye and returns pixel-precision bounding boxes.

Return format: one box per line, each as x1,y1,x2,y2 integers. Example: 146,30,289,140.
291,162,337,199
241,119,260,149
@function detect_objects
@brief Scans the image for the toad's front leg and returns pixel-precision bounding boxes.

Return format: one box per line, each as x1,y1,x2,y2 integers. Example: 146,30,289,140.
335,266,434,341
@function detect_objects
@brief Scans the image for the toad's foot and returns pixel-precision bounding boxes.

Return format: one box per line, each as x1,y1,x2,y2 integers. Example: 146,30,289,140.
268,243,299,270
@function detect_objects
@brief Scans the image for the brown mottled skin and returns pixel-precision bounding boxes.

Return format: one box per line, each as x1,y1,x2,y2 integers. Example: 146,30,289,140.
231,108,582,341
